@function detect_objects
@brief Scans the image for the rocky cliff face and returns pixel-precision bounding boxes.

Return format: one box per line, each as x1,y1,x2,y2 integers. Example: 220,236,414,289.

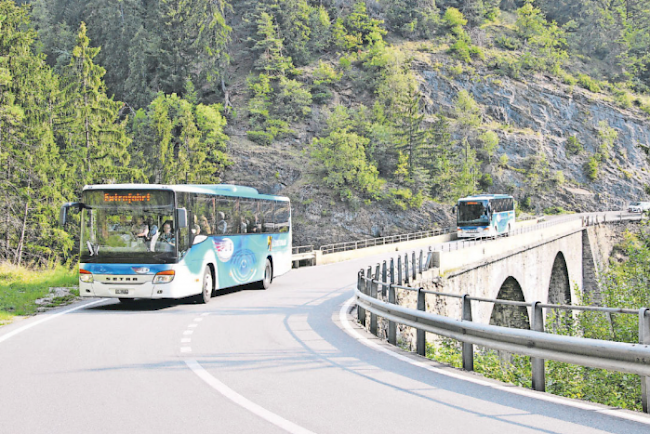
421,65,650,213
222,61,650,248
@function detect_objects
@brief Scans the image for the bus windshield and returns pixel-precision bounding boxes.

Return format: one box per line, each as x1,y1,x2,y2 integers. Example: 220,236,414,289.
458,201,490,227
80,190,176,264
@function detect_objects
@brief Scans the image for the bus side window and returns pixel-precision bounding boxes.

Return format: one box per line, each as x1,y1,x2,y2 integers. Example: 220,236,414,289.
214,197,237,235
176,192,191,255
276,202,290,233
239,199,258,234
262,200,275,233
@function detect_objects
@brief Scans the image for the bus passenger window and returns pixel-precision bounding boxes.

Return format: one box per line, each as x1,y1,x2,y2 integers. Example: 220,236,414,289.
276,202,290,233
240,199,259,234
214,198,237,235
261,201,275,233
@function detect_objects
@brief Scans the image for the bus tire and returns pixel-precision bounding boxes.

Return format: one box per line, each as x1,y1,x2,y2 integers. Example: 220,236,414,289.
507,224,512,237
197,267,213,304
258,258,273,290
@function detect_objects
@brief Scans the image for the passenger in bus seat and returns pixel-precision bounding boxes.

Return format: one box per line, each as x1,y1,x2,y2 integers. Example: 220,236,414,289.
191,215,201,235
199,215,211,235
146,217,158,241
217,212,227,234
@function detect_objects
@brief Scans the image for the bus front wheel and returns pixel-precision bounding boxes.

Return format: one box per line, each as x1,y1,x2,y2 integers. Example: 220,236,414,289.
197,267,213,304
258,259,273,290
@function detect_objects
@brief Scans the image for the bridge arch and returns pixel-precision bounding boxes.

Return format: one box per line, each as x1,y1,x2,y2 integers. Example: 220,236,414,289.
548,252,571,305
546,251,573,331
489,277,530,329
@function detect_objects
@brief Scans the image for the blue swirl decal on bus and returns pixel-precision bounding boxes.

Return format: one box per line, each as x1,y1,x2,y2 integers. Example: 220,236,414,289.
230,249,257,283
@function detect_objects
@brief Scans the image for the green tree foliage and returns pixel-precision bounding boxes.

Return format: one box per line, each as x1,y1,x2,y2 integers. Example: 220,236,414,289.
596,120,618,160
58,23,131,188
310,106,383,202
566,135,583,155
515,1,568,74
442,8,484,63
245,73,293,145
478,130,499,161
130,92,230,184
31,0,232,108
274,77,313,121
585,154,600,180
0,1,74,265
251,12,293,77
332,1,386,52
384,0,440,38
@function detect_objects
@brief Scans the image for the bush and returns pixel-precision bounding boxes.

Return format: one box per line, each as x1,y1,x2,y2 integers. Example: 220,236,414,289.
566,135,582,155
577,74,601,93
543,206,570,215
496,36,521,51
246,130,274,146
585,155,599,180
479,173,493,189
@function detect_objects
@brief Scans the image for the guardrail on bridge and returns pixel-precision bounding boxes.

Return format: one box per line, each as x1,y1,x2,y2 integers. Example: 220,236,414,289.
355,214,650,413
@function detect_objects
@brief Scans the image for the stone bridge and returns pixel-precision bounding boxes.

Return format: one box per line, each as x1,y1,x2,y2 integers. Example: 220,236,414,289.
420,216,632,329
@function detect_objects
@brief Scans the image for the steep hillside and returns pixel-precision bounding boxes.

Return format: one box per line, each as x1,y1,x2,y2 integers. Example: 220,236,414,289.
6,0,650,263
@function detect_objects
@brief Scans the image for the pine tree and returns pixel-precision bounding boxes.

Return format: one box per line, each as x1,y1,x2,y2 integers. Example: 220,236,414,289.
251,12,293,77
57,22,131,189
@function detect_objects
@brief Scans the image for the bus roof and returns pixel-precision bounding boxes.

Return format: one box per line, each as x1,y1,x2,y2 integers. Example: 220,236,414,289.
458,194,513,202
83,184,290,202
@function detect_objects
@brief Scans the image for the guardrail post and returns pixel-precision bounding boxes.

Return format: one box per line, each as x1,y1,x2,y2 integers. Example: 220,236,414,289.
412,252,417,281
640,308,650,413
419,250,424,274
370,279,378,336
382,261,387,298
426,247,432,270
388,284,396,345
367,266,373,281
404,254,409,284
531,301,546,392
390,258,395,285
357,271,366,327
397,256,403,285
417,288,426,356
461,295,474,372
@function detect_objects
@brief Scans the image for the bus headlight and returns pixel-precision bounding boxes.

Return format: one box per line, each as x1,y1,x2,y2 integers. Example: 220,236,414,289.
153,270,175,284
79,269,93,283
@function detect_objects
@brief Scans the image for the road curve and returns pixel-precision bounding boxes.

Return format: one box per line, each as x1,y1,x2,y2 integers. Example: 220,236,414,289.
1,242,649,433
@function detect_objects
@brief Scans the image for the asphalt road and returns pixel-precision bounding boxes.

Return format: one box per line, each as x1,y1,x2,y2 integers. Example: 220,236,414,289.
1,217,649,433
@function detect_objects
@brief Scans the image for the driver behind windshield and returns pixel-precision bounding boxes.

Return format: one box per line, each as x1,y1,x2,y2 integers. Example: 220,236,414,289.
131,216,149,239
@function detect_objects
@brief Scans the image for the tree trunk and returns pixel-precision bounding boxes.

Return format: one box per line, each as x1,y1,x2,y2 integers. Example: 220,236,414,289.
15,200,29,267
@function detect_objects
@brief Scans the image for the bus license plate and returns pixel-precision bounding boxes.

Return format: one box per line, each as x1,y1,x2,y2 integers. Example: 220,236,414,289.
115,289,130,295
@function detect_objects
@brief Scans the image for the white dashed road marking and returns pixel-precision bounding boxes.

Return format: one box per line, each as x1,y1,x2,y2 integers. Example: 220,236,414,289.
185,359,317,434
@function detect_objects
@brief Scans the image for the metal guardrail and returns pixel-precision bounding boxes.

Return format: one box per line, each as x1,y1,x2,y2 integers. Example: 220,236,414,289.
292,245,314,255
355,213,650,413
320,227,453,255
435,212,637,252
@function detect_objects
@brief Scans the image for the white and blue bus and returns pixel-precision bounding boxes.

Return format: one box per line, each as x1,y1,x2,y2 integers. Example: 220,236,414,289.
60,184,291,303
456,194,515,238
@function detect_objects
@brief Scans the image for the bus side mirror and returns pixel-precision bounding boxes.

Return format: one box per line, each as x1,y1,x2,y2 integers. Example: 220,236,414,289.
451,206,456,215
59,202,80,226
177,208,188,229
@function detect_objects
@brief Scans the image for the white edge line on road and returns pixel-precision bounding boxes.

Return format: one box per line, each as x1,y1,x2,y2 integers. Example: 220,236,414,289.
0,299,105,345
185,359,317,434
338,297,650,426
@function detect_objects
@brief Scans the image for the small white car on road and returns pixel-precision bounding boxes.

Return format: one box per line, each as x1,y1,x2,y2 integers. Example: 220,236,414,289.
627,201,650,213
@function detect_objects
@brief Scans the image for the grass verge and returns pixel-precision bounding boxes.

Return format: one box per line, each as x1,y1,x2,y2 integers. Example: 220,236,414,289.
426,339,642,411
0,263,79,323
